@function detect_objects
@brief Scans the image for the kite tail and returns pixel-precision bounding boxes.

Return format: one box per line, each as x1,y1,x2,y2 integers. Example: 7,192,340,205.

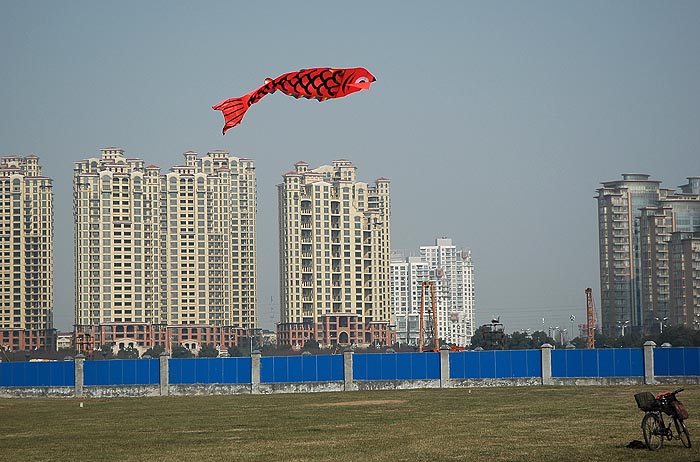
212,91,255,135
212,79,277,135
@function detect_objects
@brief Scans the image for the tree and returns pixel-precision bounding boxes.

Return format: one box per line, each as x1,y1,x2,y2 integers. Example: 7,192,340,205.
171,346,194,358
96,344,114,359
530,331,556,347
197,343,219,358
260,343,281,355
570,336,587,349
470,325,505,350
655,326,699,347
592,331,620,348
116,346,139,359
56,347,76,361
470,328,556,350
227,345,244,357
143,344,165,358
504,331,531,350
302,339,321,352
469,326,487,349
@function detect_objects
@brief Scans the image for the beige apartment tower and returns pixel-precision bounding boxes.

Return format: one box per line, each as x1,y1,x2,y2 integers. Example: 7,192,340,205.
0,155,55,351
73,148,256,354
277,160,393,348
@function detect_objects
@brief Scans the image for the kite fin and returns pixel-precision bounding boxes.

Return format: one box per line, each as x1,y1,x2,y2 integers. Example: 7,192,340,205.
213,80,278,135
212,90,258,135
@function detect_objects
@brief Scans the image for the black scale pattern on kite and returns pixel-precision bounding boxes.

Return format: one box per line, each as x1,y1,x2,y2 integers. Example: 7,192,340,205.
275,69,341,99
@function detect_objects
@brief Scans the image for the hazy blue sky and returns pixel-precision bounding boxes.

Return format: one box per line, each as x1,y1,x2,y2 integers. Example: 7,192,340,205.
2,1,699,334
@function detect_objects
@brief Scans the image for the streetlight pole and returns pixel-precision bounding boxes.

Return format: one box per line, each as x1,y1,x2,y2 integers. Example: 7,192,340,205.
655,317,668,334
617,320,629,337
569,315,575,341
553,327,562,346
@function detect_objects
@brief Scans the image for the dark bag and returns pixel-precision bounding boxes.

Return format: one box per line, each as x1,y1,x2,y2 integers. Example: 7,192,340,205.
672,400,689,419
626,440,646,449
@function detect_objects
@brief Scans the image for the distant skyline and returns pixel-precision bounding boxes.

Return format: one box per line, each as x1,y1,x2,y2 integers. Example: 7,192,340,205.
2,1,699,334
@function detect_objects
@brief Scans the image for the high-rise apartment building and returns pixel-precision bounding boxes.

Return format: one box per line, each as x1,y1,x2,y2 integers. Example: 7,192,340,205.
391,238,475,348
73,148,256,354
596,174,663,335
669,230,700,329
596,174,700,335
0,155,55,351
420,238,475,347
277,160,393,348
390,253,429,346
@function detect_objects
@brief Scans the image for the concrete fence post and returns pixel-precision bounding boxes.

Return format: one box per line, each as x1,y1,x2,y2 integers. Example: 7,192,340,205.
439,346,451,388
74,354,85,398
540,344,553,386
343,350,354,391
159,352,170,396
251,351,261,394
643,341,656,385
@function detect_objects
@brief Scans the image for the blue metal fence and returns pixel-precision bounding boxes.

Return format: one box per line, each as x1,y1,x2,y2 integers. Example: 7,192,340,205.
3,347,700,389
654,347,700,376
169,357,251,385
551,348,644,378
0,361,74,387
353,352,440,381
261,355,344,383
450,349,542,379
84,359,159,386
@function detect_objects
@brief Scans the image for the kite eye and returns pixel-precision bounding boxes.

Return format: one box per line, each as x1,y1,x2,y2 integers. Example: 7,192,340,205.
355,76,369,84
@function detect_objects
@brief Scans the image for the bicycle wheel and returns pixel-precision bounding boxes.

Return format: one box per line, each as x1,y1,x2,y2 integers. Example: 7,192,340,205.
642,413,663,450
674,417,691,448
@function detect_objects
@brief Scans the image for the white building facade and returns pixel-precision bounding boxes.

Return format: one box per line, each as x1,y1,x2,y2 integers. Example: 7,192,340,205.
391,238,475,347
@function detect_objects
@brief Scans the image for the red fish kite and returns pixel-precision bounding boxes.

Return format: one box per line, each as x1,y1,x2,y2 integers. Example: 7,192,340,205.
212,67,376,134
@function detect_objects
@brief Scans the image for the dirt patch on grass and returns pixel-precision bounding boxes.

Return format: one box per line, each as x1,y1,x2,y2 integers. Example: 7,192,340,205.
309,399,407,407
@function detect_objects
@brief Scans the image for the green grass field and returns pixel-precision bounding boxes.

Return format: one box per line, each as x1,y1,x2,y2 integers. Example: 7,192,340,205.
1,385,698,462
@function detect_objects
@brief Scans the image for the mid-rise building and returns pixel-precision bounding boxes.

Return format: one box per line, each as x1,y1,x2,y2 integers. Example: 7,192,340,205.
73,148,256,354
277,160,393,348
0,155,55,351
391,238,475,348
597,174,700,335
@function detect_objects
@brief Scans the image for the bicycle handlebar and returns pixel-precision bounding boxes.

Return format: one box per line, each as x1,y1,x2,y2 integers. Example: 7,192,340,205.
656,388,684,400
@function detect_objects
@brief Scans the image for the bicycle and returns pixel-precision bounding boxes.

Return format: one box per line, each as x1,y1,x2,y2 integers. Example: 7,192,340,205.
634,388,691,450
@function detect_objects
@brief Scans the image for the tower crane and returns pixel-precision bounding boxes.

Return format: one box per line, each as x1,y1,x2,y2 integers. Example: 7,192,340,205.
585,288,597,349
419,281,439,352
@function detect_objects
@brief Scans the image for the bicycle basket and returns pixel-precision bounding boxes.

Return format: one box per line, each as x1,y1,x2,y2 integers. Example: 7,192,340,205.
635,392,657,411
672,400,689,419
